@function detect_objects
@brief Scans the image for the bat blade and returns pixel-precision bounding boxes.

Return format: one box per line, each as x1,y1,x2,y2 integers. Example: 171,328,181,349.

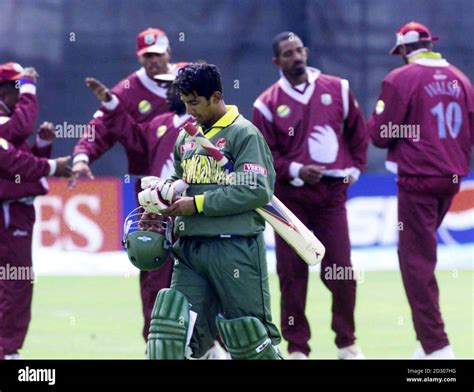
257,196,325,266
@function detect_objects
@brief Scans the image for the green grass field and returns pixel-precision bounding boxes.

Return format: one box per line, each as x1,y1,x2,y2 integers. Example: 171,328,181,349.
22,270,473,359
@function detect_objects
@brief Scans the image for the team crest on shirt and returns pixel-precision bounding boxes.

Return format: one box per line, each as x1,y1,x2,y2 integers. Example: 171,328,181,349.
276,105,291,118
138,100,151,114
0,137,9,151
375,100,385,115
215,138,227,150
321,93,332,105
156,125,167,138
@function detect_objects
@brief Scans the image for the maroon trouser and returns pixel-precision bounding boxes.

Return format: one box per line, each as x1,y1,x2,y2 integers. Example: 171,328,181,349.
0,202,35,356
397,176,459,354
275,179,356,355
139,258,173,341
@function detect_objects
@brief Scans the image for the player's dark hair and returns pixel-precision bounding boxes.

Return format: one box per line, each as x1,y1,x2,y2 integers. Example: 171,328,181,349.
272,31,302,57
174,62,223,100
167,83,186,115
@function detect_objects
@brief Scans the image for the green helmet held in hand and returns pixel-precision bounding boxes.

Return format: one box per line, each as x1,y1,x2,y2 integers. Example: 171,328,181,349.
123,208,174,271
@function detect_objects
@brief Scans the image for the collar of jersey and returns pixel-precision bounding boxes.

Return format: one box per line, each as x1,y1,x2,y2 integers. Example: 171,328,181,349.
136,67,167,98
198,105,239,139
408,51,442,63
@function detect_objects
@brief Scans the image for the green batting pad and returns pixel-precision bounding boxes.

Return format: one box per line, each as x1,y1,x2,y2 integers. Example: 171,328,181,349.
147,289,190,359
216,315,281,360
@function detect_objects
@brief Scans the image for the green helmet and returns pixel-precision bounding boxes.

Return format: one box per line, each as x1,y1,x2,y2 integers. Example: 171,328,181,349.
123,208,173,271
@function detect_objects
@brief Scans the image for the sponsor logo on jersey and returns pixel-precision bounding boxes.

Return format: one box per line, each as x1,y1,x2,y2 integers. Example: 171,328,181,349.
321,93,332,105
215,138,227,150
138,100,151,114
156,125,167,138
180,141,196,153
0,116,10,125
0,137,9,150
276,104,291,118
181,154,226,184
308,125,339,164
375,99,385,115
137,236,152,242
243,163,267,176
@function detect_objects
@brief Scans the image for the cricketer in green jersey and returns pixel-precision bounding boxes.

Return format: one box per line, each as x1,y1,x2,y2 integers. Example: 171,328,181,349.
142,62,282,359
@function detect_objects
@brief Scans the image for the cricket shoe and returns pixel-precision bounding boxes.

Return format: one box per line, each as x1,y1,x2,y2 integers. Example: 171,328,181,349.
338,345,365,359
200,341,231,360
4,352,23,360
413,345,455,359
288,351,308,359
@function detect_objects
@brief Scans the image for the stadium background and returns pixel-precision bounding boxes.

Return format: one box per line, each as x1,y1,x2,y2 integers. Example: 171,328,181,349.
0,0,472,359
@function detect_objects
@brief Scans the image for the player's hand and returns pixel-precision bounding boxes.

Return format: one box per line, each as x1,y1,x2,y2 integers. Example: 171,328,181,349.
53,156,72,178
138,187,169,214
69,160,94,189
141,176,162,190
299,164,325,185
37,121,56,142
157,180,177,203
22,67,39,83
85,77,112,102
346,174,357,185
160,197,196,217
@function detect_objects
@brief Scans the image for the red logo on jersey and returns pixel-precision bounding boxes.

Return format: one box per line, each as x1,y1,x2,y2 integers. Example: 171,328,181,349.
215,138,227,150
180,141,196,153
243,163,267,176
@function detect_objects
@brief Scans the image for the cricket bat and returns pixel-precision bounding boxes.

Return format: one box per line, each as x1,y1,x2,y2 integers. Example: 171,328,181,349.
181,122,325,266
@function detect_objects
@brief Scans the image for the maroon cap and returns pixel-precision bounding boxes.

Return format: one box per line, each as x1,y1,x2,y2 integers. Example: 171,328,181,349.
0,62,24,84
390,22,439,55
136,28,170,56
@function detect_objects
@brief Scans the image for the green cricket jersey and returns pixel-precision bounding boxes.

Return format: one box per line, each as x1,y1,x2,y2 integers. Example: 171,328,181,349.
170,105,275,237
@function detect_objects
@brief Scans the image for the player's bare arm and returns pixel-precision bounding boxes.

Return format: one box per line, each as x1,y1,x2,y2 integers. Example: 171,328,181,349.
53,155,72,178
36,121,56,142
84,77,112,103
69,77,110,188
